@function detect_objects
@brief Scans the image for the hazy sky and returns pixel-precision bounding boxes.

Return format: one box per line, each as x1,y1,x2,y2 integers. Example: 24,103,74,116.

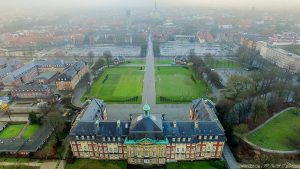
1,0,300,12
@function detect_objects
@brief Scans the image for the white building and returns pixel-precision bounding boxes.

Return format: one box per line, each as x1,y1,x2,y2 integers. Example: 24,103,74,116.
256,41,300,73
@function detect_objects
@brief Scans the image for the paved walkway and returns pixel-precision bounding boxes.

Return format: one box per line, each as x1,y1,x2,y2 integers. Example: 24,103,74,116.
223,144,241,169
142,35,156,107
16,121,29,138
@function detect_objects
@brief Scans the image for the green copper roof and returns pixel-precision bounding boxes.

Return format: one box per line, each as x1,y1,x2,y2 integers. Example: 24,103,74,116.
124,137,169,145
143,104,150,111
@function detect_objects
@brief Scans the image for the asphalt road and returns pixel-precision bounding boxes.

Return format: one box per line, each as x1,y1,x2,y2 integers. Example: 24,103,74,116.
142,35,156,107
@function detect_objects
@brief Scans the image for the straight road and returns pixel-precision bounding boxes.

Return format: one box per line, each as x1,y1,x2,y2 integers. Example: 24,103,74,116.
142,35,156,107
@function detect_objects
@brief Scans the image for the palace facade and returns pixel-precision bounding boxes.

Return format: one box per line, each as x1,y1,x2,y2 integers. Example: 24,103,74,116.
69,98,226,165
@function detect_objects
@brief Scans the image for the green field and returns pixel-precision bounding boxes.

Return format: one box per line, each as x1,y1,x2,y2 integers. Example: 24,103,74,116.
66,159,127,169
0,124,25,138
247,109,300,151
206,60,241,68
22,124,40,139
156,66,211,103
83,67,144,103
167,161,222,169
125,59,145,65
155,59,173,64
280,45,300,55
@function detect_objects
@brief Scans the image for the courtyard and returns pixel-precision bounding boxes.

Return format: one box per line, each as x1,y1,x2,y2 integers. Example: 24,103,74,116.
83,67,144,103
0,124,40,139
155,66,211,103
247,108,300,151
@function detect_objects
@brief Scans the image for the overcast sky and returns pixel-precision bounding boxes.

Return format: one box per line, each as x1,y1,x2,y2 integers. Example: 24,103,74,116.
1,0,300,12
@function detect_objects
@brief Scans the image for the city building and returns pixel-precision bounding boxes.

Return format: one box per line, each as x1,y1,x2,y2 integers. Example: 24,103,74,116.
2,63,38,89
33,72,58,85
113,56,126,65
11,84,54,102
256,41,300,73
1,59,71,89
174,56,188,65
240,34,267,49
56,61,88,90
268,32,299,46
69,98,226,166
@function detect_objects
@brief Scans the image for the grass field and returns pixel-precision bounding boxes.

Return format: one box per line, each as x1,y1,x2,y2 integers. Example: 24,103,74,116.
83,67,144,103
66,159,127,169
247,109,300,151
155,66,211,103
155,59,173,64
206,60,241,68
167,161,221,169
125,59,145,65
0,124,25,138
22,124,40,139
280,45,300,56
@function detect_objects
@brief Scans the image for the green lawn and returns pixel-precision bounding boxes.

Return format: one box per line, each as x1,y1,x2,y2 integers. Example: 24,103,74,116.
156,66,211,103
0,124,25,138
280,45,300,55
22,124,40,139
155,59,173,64
83,67,144,103
125,59,145,65
247,109,300,151
206,60,241,68
167,161,220,169
66,159,127,169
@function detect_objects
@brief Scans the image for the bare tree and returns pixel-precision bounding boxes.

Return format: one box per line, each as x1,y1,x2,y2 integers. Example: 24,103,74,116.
88,51,95,65
103,50,112,68
43,112,65,143
250,152,290,169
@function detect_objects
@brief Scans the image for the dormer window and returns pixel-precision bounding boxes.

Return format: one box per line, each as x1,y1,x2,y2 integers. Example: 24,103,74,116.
92,136,95,139
108,137,111,141
177,138,180,142
113,137,116,141
172,138,175,142
102,137,105,141
182,138,186,142
215,135,218,140
198,136,202,140
117,137,121,141
81,136,84,140
76,136,79,139
204,136,207,140
87,136,90,139
188,138,191,142
209,136,212,140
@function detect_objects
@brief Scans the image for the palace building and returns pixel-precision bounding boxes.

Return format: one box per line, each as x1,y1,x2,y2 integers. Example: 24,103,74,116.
69,98,226,165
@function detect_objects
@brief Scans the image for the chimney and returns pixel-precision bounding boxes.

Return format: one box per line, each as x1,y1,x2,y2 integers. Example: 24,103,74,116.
194,120,198,128
117,120,121,128
173,120,176,128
